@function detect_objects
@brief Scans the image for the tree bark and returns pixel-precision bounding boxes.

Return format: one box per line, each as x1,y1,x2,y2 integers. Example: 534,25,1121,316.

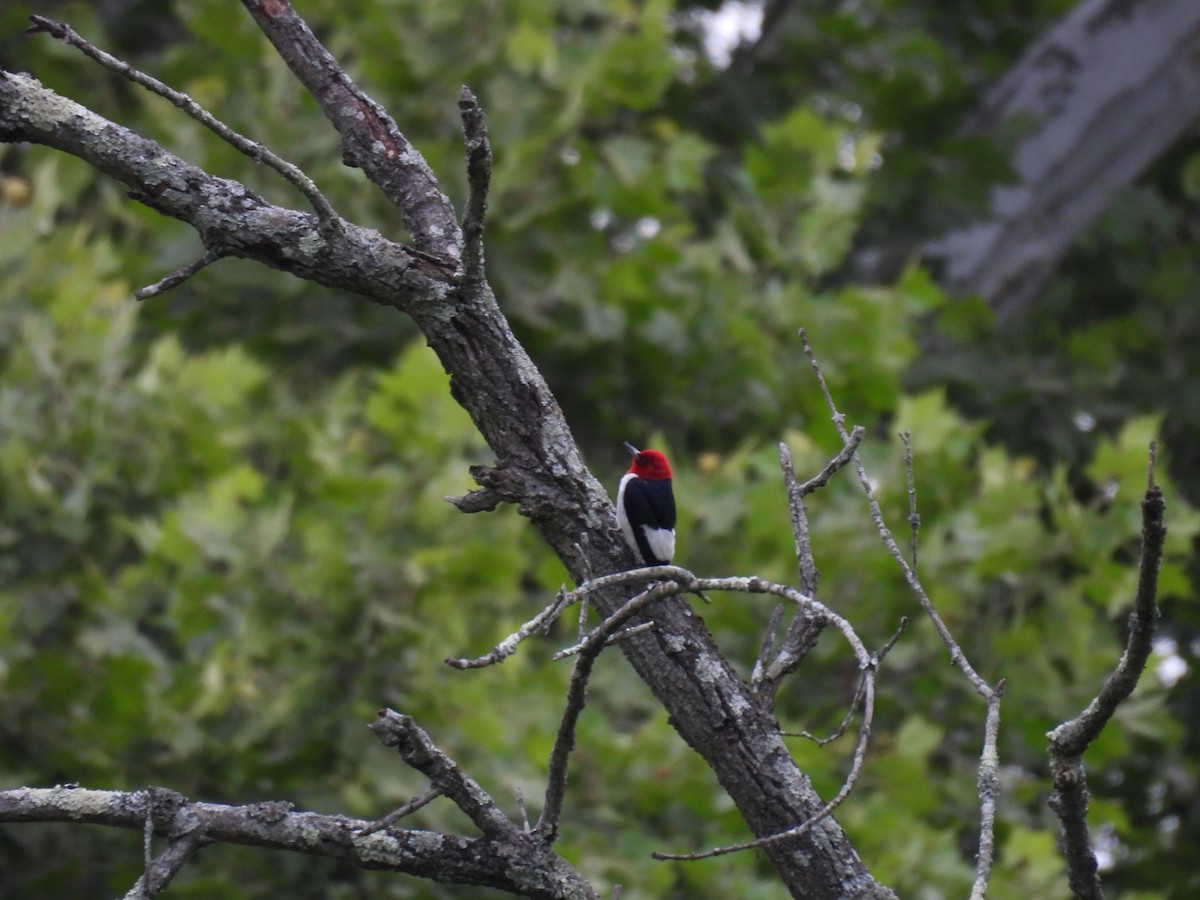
929,0,1200,317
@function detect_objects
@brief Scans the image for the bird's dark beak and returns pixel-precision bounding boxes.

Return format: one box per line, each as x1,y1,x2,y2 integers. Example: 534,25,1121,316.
624,441,640,457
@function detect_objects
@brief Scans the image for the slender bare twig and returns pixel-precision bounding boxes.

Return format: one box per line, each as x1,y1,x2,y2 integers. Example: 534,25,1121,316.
875,617,909,665
799,328,1003,894
901,432,920,575
1045,447,1165,900
26,15,337,222
458,87,491,285
751,603,786,686
970,679,1007,900
599,621,656,647
445,585,574,670
136,251,226,301
753,435,861,699
445,566,693,669
788,619,906,746
780,441,820,595
358,786,444,837
124,830,204,899
789,674,867,746
797,428,865,494
539,581,679,840
800,329,991,695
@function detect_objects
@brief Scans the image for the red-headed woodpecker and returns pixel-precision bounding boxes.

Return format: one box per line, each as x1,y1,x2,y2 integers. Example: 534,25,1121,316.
616,442,676,567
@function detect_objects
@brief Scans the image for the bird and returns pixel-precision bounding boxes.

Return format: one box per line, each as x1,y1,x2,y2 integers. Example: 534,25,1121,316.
616,442,676,567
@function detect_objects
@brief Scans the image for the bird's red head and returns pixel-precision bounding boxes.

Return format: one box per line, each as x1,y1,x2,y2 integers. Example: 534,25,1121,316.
625,443,672,481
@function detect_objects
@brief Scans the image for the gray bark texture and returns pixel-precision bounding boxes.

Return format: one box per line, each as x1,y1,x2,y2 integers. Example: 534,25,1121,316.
930,0,1200,317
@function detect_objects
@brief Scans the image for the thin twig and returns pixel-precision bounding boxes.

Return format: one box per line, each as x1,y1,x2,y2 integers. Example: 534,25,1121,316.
751,603,786,687
788,673,866,746
539,581,679,839
780,441,819,595
136,251,225,301
800,328,1003,894
970,679,1007,900
798,427,865,494
788,619,905,745
901,432,920,576
800,329,991,696
458,86,491,285
445,565,693,669
601,620,656,647
358,786,444,837
756,435,862,699
875,616,908,664
123,831,204,899
445,585,574,669
27,16,338,222
515,787,530,832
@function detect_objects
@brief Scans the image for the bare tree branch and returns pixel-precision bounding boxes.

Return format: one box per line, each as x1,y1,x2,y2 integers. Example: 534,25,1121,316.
124,824,204,900
458,85,492,286
238,0,457,255
901,432,920,575
369,710,520,840
801,328,1005,895
358,787,445,837
1045,449,1165,899
26,15,338,222
135,250,226,301
539,580,680,842
0,784,593,899
752,433,863,700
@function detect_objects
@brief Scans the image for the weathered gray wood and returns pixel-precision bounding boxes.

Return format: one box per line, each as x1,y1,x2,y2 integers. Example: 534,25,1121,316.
931,0,1200,317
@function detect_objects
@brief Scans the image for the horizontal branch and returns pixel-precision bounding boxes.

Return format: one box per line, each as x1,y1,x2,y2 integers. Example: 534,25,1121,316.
0,72,453,308
0,785,594,899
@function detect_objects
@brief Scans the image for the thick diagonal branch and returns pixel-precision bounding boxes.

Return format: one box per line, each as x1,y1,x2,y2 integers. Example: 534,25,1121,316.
239,0,458,255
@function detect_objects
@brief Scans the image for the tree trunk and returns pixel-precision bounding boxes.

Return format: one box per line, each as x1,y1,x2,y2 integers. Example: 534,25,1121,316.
929,0,1200,317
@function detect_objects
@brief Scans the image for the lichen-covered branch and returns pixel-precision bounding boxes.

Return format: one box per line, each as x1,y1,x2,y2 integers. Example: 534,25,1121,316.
0,785,594,899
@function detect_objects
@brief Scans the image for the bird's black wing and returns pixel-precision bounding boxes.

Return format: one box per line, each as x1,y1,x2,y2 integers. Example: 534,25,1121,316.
623,478,675,564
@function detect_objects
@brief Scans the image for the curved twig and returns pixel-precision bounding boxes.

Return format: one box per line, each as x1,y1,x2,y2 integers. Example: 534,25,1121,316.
27,16,338,222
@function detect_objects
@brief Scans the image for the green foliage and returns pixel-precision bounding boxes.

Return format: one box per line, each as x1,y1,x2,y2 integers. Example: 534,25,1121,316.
3,1,1200,898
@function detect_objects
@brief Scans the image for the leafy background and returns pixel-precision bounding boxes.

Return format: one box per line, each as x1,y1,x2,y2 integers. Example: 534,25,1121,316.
2,1,1199,897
